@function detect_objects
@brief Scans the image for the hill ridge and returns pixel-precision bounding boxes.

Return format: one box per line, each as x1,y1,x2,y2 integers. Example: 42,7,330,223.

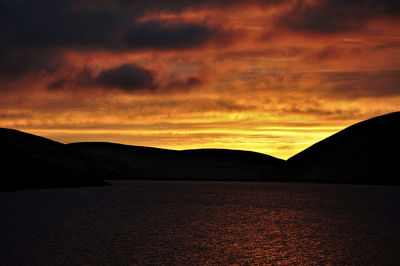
2,111,400,190
285,111,400,184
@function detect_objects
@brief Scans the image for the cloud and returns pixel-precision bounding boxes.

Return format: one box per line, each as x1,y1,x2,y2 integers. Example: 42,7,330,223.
47,78,68,90
0,50,63,81
218,47,304,60
302,46,342,63
276,0,400,34
125,20,229,50
164,77,204,92
280,106,362,120
107,0,288,12
0,0,235,52
47,67,95,90
0,0,241,81
319,70,400,98
47,63,205,92
95,64,156,91
0,1,124,50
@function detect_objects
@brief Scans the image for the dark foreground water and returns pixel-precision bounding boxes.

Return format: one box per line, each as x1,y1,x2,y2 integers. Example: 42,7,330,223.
1,181,399,265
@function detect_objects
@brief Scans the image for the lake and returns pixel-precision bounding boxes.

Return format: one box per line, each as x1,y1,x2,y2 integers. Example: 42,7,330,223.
1,181,399,265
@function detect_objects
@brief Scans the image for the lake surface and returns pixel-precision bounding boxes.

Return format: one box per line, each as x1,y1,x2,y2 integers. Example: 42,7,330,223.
1,181,399,265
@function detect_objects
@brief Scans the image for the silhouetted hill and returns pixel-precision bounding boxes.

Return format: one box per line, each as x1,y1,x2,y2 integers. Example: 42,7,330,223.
67,143,284,181
284,112,400,185
0,128,107,191
181,149,280,166
0,127,284,191
4,111,398,190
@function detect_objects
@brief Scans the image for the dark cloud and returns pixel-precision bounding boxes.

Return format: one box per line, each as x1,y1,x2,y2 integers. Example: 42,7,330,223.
0,0,239,80
320,70,400,98
0,0,238,52
164,77,203,91
96,64,155,91
47,78,68,90
0,50,63,81
115,0,287,12
125,20,227,50
2,2,227,51
47,67,95,90
0,1,124,50
218,47,304,60
277,0,400,34
0,0,121,80
47,63,205,92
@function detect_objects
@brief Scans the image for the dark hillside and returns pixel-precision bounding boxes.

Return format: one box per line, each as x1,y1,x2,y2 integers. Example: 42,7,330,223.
0,128,106,191
68,143,284,181
284,112,400,185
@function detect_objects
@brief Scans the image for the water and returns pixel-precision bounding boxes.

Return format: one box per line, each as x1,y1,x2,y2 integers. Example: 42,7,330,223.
1,181,399,265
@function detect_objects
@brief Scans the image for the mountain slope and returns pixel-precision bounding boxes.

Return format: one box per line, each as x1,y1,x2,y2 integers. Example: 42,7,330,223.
0,128,107,191
284,112,400,185
0,126,284,191
67,143,284,181
4,111,398,189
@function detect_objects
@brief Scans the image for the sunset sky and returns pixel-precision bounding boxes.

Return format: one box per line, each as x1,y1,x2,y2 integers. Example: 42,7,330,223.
1,0,399,159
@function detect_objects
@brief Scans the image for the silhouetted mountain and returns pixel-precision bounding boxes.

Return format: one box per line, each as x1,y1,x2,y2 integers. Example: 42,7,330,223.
0,128,107,191
67,143,284,181
4,111,398,190
1,128,283,191
284,112,400,185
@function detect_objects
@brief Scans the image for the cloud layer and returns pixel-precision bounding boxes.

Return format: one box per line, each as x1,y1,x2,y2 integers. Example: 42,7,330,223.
1,0,399,158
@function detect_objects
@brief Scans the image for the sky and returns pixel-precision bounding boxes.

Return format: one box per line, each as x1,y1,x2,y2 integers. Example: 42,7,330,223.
1,0,399,159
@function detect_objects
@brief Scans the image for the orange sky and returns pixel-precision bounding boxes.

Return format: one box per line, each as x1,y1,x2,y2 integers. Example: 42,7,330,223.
1,0,399,159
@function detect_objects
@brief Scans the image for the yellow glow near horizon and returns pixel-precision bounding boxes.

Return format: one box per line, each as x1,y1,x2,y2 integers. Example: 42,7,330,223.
19,123,344,160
